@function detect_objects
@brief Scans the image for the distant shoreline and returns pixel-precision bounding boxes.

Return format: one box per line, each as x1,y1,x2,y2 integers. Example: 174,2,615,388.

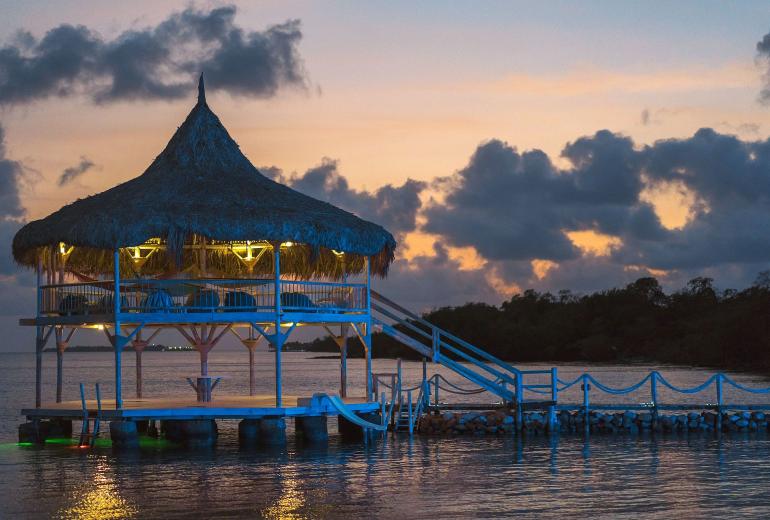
42,345,196,353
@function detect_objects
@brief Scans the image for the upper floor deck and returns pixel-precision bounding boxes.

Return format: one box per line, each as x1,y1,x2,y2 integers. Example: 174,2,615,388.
26,277,370,327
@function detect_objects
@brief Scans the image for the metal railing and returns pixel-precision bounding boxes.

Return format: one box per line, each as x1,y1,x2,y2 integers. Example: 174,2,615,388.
40,278,368,316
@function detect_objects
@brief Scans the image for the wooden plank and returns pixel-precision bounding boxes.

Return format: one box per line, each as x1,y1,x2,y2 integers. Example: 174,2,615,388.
21,394,380,421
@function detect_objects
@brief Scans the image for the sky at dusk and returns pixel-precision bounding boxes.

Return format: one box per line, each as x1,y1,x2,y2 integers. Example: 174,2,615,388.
3,1,770,349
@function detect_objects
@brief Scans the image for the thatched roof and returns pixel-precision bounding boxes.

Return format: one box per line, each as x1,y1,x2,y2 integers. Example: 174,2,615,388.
13,76,396,278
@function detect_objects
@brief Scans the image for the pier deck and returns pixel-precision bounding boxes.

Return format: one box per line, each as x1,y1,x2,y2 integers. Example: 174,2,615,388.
23,395,380,421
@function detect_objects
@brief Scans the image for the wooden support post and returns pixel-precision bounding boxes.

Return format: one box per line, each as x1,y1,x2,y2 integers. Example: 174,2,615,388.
231,326,262,397
133,340,147,399
273,244,283,406
364,256,373,401
131,328,158,399
365,322,373,401
35,259,43,408
54,326,75,403
35,328,44,408
243,337,259,397
55,329,65,403
339,325,348,398
114,249,123,409
326,324,349,398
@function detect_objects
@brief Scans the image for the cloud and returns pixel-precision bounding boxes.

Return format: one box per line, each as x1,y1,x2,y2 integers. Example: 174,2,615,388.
373,244,504,311
423,133,666,264
419,127,770,294
0,6,308,105
641,108,650,126
57,156,95,186
267,159,427,237
757,29,770,104
0,124,25,218
0,123,34,323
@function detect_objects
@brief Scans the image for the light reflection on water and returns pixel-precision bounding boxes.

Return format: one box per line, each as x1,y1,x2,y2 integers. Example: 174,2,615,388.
2,433,770,518
1,352,770,517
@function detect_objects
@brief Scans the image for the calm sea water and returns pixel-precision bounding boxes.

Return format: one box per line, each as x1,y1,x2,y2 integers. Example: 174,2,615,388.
1,351,770,518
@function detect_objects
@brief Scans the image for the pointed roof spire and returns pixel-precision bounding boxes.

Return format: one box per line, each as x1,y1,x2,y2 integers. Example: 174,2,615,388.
198,73,206,105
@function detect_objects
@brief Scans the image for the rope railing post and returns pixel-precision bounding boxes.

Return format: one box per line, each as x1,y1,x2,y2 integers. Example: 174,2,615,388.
716,373,723,432
396,358,402,409
407,390,414,435
548,367,558,432
515,372,524,431
434,374,440,406
650,371,659,429
582,374,590,430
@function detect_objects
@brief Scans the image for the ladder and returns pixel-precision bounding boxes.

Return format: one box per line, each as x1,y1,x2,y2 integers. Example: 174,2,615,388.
79,383,102,447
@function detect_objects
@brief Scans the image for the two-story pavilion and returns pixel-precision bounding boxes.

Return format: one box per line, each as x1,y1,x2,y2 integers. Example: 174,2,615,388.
12,77,396,420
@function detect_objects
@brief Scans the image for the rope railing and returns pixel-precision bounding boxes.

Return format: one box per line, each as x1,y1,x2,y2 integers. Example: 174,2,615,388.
377,360,770,438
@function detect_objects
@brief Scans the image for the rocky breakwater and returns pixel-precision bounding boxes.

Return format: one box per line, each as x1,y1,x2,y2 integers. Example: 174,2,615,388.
417,410,770,435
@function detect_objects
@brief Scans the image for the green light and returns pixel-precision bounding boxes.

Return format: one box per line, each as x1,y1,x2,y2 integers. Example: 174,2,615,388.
138,435,177,449
44,437,77,445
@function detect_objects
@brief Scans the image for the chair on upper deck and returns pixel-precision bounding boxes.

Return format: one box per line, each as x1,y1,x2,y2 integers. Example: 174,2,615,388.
223,290,257,311
280,292,317,312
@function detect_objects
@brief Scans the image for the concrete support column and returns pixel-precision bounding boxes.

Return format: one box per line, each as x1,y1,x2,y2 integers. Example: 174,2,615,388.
110,420,139,449
162,419,218,448
338,411,381,443
238,419,261,446
296,416,328,443
259,417,286,446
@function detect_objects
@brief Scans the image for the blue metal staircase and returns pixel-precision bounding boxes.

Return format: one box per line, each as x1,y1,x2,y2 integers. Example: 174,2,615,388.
371,291,522,402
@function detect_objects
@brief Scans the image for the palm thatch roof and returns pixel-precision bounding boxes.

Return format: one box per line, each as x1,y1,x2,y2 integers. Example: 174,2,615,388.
13,76,396,278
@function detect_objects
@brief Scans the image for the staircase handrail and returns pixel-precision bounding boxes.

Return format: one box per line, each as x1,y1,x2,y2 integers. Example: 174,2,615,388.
371,291,521,378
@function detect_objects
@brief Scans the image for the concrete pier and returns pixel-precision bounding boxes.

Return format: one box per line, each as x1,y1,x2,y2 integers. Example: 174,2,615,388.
18,421,45,444
295,416,328,443
18,418,73,443
258,417,286,446
338,411,381,442
110,420,139,449
162,419,218,448
238,419,261,446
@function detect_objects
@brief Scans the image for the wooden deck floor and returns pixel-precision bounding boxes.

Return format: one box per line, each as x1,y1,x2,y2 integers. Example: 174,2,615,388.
23,394,379,421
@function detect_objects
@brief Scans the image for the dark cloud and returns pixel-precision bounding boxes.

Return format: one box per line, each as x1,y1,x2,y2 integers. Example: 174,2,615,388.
0,123,33,321
0,124,25,218
268,159,426,237
422,127,770,293
757,30,770,104
641,108,650,126
0,6,307,105
423,133,666,263
372,244,503,311
57,156,95,186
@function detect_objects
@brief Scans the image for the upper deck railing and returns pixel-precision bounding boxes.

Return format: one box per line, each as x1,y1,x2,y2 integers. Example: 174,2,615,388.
40,278,368,317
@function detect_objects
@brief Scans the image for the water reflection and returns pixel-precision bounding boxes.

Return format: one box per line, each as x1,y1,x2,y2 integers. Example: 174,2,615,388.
2,431,770,518
58,459,137,519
